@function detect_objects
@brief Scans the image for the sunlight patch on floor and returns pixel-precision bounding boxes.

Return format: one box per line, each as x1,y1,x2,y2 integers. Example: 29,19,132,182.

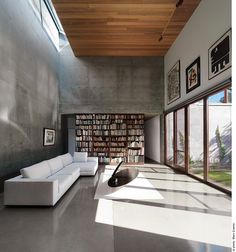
95,198,231,247
95,165,231,248
94,170,163,200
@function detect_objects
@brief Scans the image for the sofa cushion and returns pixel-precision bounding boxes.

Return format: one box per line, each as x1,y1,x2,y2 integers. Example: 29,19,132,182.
47,157,64,174
60,153,73,167
20,161,51,179
48,174,72,195
56,163,80,180
74,152,87,162
79,162,98,172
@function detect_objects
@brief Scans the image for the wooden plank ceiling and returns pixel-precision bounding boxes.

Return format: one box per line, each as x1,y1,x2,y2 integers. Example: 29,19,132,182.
52,0,201,56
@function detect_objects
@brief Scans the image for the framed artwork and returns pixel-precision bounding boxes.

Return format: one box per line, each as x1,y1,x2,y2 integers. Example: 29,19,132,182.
186,57,201,93
167,60,181,104
208,29,231,80
43,128,56,146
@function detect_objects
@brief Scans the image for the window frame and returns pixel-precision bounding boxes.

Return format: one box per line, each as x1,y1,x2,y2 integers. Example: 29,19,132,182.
164,79,231,195
28,0,65,51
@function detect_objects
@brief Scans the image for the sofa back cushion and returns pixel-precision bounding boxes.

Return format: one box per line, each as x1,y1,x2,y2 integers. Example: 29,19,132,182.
47,156,64,174
60,153,73,167
74,152,87,162
20,161,51,179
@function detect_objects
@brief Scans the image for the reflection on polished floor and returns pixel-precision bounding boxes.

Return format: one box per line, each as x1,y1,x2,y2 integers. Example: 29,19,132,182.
0,162,231,252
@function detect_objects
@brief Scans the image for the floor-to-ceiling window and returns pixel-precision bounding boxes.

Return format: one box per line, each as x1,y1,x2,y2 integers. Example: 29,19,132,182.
166,112,174,166
207,88,232,190
176,108,185,168
188,100,204,178
165,83,231,193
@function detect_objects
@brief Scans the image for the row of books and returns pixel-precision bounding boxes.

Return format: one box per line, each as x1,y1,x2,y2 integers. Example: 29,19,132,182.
94,136,110,141
110,152,126,157
93,130,109,136
110,130,127,136
127,124,144,129
110,119,125,124
76,130,93,136
76,115,93,120
76,136,92,141
96,115,110,120
110,142,126,147
93,125,109,130
110,136,126,141
93,142,108,147
76,147,92,152
76,142,91,147
93,147,109,152
76,120,93,125
128,141,144,148
110,123,126,130
128,129,144,135
94,120,110,125
128,148,144,155
110,147,127,152
128,136,144,141
76,125,92,130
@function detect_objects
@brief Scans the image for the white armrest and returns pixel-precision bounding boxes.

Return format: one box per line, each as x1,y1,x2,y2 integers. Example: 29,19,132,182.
87,157,98,163
4,178,59,206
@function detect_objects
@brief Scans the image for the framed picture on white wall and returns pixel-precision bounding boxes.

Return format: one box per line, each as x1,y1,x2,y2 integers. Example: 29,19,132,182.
167,60,181,104
208,29,231,80
186,57,201,93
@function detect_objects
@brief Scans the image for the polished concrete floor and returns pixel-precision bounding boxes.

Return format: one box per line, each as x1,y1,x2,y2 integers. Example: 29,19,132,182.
0,162,231,252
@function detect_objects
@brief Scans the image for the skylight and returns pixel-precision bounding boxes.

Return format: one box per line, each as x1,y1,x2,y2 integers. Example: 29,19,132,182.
28,0,68,51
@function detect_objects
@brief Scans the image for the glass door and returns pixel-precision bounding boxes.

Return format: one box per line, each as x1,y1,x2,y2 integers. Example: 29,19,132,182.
188,100,204,178
175,108,185,168
166,112,174,166
207,88,232,190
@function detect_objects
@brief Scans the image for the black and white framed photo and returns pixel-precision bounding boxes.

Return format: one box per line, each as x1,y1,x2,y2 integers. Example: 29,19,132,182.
208,29,231,80
167,60,181,104
43,128,56,146
186,57,201,93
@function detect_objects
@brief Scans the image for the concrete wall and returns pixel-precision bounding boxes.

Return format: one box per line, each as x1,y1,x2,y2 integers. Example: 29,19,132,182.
164,0,231,110
144,116,161,162
0,0,62,191
59,46,164,114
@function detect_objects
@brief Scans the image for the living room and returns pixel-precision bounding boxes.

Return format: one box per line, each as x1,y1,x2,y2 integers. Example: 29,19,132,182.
0,0,232,251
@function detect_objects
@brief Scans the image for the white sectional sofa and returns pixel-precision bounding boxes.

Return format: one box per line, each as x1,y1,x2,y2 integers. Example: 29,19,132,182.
4,152,98,206
73,152,98,176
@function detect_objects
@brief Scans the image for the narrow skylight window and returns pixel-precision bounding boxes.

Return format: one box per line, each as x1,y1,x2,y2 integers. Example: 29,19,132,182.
28,0,68,51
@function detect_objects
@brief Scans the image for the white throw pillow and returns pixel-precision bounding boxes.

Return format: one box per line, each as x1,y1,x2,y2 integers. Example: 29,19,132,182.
74,152,87,162
47,157,64,174
60,153,73,166
20,161,51,179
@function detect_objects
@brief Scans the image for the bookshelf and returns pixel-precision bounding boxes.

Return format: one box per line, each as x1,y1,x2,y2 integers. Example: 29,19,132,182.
75,114,93,155
127,114,145,164
109,114,127,164
93,114,110,164
74,114,144,164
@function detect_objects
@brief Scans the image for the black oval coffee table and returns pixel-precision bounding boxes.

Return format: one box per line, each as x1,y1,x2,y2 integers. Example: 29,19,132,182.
108,161,139,187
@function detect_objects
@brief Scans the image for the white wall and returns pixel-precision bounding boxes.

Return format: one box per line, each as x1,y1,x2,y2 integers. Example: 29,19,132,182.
164,0,231,110
144,116,160,162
